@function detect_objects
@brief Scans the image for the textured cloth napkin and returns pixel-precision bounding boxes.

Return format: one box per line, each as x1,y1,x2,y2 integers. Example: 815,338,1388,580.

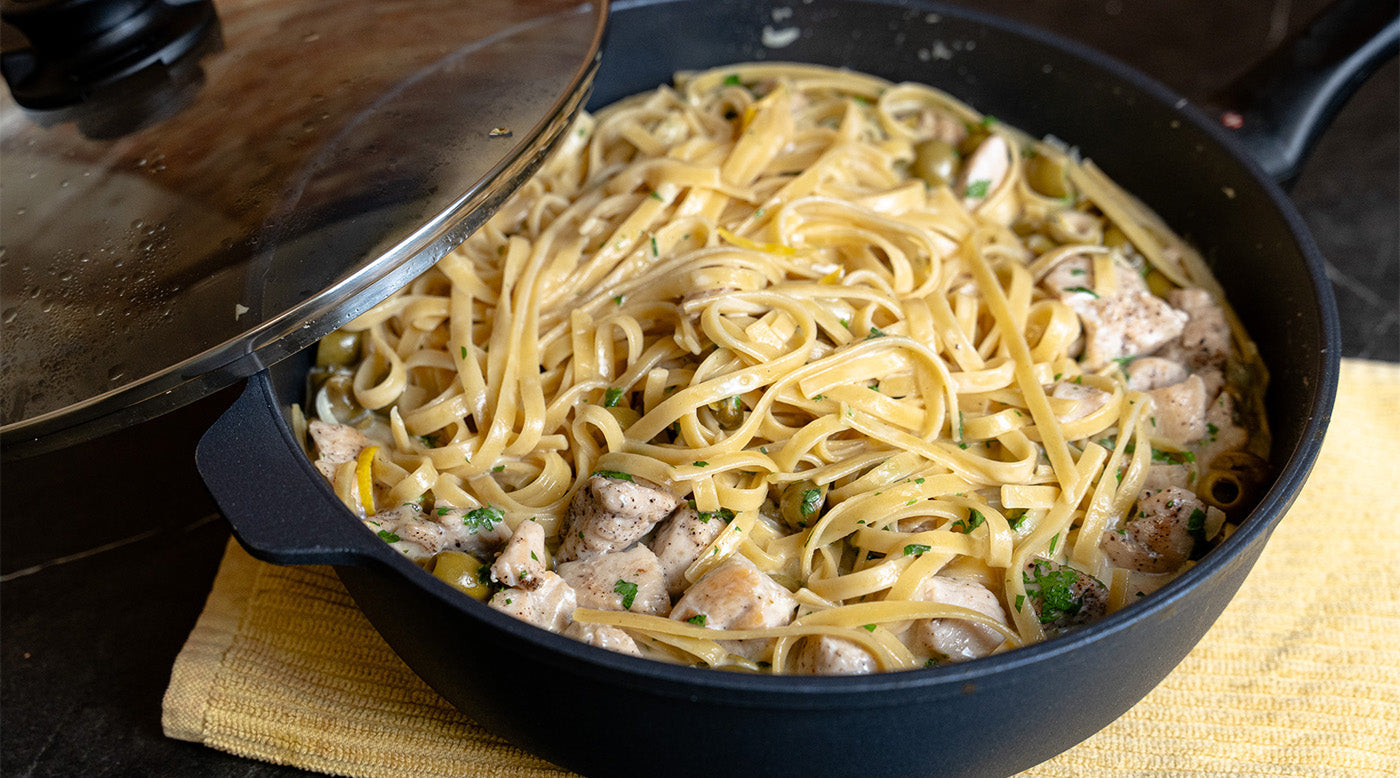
164,358,1400,776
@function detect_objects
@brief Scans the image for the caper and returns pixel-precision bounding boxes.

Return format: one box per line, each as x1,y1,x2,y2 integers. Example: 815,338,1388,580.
316,329,362,368
712,395,745,429
431,550,492,600
779,479,826,529
1026,153,1072,200
910,139,960,188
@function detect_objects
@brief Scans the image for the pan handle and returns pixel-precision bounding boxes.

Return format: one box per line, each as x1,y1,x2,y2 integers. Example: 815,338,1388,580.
1210,0,1399,185
196,372,391,567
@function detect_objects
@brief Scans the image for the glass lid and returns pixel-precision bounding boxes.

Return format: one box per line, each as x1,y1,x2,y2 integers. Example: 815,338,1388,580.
0,0,607,456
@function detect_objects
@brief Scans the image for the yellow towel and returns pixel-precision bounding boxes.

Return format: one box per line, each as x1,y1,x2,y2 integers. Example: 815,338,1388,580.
163,359,1400,776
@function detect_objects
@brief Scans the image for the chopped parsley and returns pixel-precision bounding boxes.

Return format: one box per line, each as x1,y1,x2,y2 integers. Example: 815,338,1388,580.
1006,509,1029,530
436,507,451,516
693,461,708,467
650,236,659,256
377,529,401,543
964,179,991,198
799,488,822,516
951,509,986,534
687,614,708,626
604,387,624,407
723,73,742,86
1187,507,1208,551
649,190,664,201
613,580,639,610
915,478,925,484
904,543,931,557
460,346,468,359
463,505,504,531
1023,560,1097,625
613,294,624,306
592,469,634,482
868,326,886,339
862,624,877,632
493,464,505,472
1062,285,1099,297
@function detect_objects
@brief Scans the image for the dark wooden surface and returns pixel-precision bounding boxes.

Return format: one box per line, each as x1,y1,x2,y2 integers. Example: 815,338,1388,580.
2,1,1395,776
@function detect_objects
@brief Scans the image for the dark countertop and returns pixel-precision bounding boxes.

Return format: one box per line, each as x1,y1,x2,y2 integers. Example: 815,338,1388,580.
3,2,1395,776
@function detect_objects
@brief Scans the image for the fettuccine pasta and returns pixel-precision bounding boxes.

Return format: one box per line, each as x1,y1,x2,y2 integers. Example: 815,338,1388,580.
301,64,1269,675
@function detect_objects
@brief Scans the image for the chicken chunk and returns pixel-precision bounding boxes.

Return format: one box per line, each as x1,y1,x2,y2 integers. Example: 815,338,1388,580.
1125,357,1188,392
558,545,670,617
564,622,642,658
649,505,728,596
670,554,798,661
793,636,877,676
490,519,549,590
1101,486,1203,574
1147,374,1208,445
909,576,1010,662
308,420,371,481
958,134,1013,223
365,502,514,565
489,572,577,634
362,505,440,564
432,505,513,558
1167,288,1231,370
559,474,679,562
1022,559,1108,637
1194,391,1251,470
1043,256,1188,370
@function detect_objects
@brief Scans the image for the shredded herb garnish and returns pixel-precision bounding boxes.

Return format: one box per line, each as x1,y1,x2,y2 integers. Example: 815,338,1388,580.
592,469,634,482
613,580,639,610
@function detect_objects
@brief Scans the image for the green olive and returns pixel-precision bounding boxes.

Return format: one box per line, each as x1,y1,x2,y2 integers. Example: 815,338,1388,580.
1026,153,1072,200
910,139,960,188
431,551,492,600
779,479,826,529
712,395,745,429
316,329,362,368
319,371,366,424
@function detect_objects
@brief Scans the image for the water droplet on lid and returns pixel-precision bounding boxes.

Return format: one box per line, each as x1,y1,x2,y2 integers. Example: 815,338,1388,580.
108,365,126,382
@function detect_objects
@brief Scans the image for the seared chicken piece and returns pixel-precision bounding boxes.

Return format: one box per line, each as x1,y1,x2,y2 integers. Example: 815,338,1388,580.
1043,255,1188,370
490,519,549,590
649,505,727,596
959,134,1013,222
1022,559,1108,637
558,545,670,616
1195,391,1252,470
1125,356,1189,392
670,554,798,661
1147,374,1209,445
559,474,679,562
362,505,440,565
1166,288,1231,370
364,502,513,565
489,572,577,634
1101,486,1203,574
565,622,643,657
308,420,371,480
793,636,877,676
909,576,1010,662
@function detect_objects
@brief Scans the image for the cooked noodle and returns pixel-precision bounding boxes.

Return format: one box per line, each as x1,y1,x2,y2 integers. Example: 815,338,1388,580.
304,64,1269,674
